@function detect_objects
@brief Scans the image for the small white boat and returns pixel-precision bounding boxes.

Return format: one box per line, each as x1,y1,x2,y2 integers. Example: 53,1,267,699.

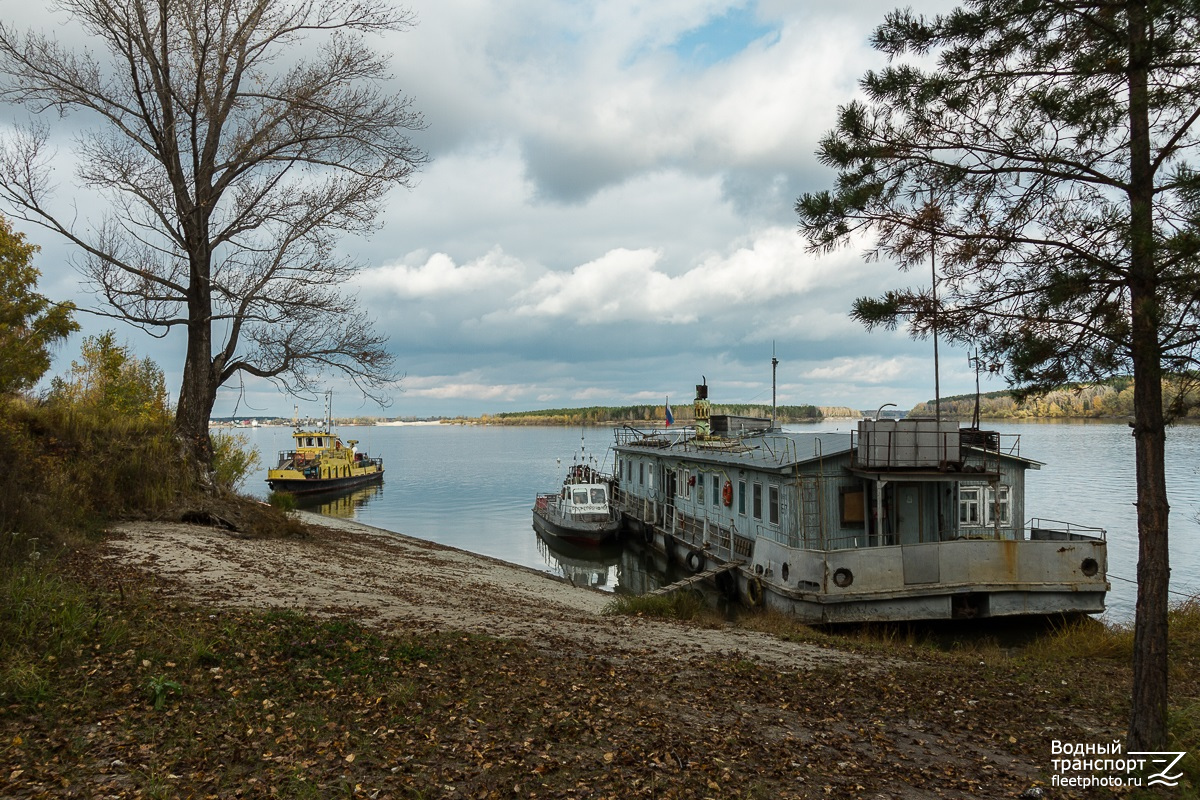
532,459,621,546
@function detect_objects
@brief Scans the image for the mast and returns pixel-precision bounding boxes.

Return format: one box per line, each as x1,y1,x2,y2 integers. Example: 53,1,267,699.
771,343,779,431
929,188,942,422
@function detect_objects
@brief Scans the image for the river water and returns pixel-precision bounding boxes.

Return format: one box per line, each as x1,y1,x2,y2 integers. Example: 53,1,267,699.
234,420,1200,623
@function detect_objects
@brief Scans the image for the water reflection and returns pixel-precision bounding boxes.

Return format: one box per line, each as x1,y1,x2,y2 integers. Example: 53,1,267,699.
533,526,700,599
534,529,621,590
294,483,385,518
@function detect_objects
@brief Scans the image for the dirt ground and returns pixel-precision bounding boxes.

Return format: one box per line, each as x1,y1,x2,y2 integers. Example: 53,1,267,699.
84,513,1120,799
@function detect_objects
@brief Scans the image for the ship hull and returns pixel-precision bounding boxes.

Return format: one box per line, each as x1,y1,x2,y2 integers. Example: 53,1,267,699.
266,469,384,495
531,506,620,547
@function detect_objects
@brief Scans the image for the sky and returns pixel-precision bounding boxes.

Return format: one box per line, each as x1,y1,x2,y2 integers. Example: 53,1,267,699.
6,0,988,420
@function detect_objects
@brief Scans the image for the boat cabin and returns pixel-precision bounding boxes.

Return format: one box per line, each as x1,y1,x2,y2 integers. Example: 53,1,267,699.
611,388,1107,621
559,483,612,521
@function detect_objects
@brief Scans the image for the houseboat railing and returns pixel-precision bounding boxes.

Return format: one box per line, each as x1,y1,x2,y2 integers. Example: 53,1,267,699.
614,425,695,447
1028,518,1107,541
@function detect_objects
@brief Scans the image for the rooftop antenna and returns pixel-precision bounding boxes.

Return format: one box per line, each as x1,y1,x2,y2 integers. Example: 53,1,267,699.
771,342,779,431
969,348,983,429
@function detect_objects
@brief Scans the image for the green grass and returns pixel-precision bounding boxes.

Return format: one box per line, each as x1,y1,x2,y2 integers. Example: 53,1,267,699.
602,589,725,624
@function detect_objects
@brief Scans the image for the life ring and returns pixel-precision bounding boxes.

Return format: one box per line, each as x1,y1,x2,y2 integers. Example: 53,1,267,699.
722,480,733,507
685,549,705,573
745,576,764,607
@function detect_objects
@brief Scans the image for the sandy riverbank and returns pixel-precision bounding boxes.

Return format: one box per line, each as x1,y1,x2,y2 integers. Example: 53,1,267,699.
104,512,854,672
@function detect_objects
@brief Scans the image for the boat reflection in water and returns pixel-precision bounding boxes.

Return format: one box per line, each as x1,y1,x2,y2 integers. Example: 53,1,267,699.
534,528,623,590
294,483,385,518
534,528,703,598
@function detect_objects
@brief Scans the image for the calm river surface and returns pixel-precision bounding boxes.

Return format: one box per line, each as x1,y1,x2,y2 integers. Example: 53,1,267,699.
235,420,1200,622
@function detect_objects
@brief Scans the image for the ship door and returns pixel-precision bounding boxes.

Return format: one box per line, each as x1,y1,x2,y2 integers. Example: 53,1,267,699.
664,469,677,522
895,484,922,546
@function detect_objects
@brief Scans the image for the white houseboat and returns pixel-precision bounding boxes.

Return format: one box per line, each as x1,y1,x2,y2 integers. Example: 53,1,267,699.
611,383,1108,623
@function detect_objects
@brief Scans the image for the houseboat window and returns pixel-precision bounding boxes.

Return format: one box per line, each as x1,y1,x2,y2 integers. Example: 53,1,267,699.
590,487,606,504
769,485,779,525
959,487,982,525
840,486,866,526
573,490,589,505
988,485,1011,525
753,482,763,520
711,475,719,507
639,462,644,486
677,468,691,499
305,437,315,446
738,480,746,514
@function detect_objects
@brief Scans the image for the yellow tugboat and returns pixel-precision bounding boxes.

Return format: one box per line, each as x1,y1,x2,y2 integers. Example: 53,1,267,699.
265,395,384,495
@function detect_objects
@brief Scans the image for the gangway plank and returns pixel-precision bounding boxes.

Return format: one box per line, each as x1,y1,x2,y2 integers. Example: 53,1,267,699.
646,560,743,597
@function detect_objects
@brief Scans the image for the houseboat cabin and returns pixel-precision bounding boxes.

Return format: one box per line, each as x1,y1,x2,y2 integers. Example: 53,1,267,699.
611,384,1108,622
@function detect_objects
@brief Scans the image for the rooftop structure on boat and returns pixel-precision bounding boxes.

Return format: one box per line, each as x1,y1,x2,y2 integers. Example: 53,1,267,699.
611,382,1108,623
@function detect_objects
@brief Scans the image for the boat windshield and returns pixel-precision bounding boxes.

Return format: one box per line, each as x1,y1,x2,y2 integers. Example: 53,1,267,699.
590,487,606,504
572,490,589,505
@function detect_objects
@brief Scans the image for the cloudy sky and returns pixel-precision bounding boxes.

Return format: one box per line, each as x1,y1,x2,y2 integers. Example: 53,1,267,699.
10,0,986,419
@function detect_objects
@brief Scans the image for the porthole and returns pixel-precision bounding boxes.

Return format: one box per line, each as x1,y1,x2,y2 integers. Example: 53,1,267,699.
781,562,790,582
1080,558,1099,577
833,567,854,588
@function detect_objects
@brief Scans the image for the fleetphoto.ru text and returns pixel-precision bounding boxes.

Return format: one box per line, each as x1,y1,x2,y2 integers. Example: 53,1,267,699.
1051,740,1187,789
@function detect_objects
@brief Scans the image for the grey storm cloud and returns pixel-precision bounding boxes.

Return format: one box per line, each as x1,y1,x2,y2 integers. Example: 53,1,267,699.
6,0,986,418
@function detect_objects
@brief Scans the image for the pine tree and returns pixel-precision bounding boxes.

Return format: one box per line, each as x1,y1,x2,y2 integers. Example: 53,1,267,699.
798,0,1200,749
0,216,77,394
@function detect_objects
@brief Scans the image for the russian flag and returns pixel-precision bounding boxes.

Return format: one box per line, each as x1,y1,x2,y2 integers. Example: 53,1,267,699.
665,398,674,426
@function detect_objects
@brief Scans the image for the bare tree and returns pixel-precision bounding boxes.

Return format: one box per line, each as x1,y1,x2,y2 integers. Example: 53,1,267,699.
0,0,427,465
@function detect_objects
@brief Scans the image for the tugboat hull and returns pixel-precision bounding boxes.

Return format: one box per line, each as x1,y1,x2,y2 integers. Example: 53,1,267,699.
266,469,384,495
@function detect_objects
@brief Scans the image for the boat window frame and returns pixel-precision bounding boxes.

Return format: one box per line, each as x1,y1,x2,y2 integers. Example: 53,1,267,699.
676,467,691,499
711,475,720,507
987,485,1011,526
768,484,779,525
738,480,746,515
752,481,763,520
959,486,981,525
959,484,1011,528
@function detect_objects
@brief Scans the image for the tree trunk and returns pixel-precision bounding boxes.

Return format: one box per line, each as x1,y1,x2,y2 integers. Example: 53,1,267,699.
1126,0,1170,752
175,322,216,470
1128,328,1170,752
175,243,217,471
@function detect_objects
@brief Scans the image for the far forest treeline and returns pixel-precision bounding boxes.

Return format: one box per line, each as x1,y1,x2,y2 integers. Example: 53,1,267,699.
910,376,1200,419
469,403,857,426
